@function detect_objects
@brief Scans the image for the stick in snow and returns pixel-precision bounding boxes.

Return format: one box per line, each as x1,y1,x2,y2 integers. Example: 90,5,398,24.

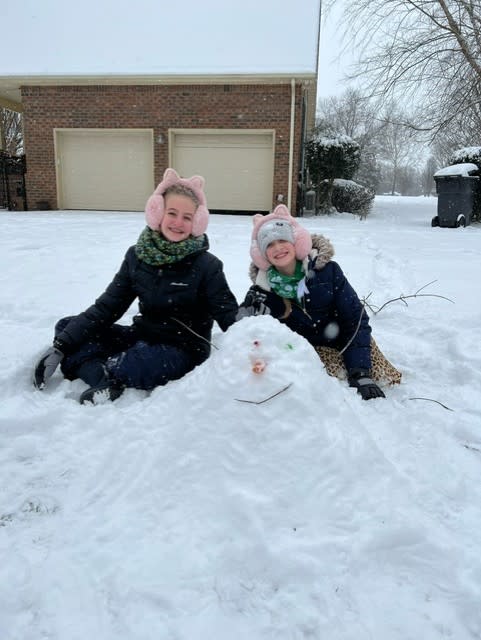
408,397,454,411
235,383,293,405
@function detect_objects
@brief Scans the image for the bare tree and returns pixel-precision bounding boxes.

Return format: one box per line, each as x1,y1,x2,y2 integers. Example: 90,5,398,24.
379,102,421,194
317,89,424,192
317,89,386,189
395,165,423,195
329,0,481,138
317,88,385,147
422,156,438,195
0,108,23,156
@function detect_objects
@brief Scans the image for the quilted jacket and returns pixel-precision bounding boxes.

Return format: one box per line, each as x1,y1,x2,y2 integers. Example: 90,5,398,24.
56,236,238,365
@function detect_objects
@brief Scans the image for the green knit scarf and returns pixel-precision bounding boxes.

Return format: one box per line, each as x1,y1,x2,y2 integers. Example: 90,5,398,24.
267,261,306,300
135,226,206,266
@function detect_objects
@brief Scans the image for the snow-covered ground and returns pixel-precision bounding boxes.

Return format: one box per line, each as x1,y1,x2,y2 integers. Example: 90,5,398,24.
1,196,481,639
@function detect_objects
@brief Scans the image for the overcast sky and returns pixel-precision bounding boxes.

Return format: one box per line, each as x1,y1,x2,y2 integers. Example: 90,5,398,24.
317,1,357,99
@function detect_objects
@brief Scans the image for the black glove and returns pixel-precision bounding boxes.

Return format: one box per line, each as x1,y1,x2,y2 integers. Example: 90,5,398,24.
236,288,271,320
348,369,385,401
33,341,65,390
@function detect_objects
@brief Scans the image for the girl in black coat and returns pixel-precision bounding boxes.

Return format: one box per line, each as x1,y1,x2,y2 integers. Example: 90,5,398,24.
237,204,385,400
34,169,238,404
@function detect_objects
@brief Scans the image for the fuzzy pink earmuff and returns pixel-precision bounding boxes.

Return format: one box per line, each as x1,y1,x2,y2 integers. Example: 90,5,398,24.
145,168,209,237
250,204,313,270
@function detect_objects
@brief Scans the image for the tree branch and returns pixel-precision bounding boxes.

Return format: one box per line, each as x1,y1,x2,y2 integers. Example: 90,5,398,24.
363,281,454,315
338,295,371,355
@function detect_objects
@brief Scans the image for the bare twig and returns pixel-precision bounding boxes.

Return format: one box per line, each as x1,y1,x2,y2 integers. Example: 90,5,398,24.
235,383,293,405
363,295,377,315
171,316,219,350
408,397,454,411
463,444,481,452
339,293,372,355
363,280,454,315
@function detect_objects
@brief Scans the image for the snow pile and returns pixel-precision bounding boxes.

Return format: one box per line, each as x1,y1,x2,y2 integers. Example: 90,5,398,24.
1,197,481,639
1,314,477,639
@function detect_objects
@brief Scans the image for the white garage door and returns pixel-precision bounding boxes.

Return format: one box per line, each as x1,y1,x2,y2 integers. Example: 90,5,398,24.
171,131,275,211
56,129,154,211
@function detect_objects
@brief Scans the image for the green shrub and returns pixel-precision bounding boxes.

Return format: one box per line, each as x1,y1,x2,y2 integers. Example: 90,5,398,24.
331,179,375,217
306,133,361,212
306,134,361,185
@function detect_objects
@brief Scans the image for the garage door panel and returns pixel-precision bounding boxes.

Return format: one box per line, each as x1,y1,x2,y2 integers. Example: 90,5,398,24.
56,130,154,211
172,131,274,211
175,133,273,149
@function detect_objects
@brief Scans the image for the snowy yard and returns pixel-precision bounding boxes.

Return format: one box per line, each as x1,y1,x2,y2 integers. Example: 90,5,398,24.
1,196,481,639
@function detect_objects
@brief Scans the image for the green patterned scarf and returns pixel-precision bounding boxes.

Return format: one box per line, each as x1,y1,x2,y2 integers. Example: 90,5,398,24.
135,227,206,266
267,261,307,300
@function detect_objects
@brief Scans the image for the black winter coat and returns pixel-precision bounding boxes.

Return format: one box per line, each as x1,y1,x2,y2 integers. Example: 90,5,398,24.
56,237,238,365
241,234,372,372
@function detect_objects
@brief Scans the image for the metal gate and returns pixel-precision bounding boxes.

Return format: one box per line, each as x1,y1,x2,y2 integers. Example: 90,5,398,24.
0,151,27,210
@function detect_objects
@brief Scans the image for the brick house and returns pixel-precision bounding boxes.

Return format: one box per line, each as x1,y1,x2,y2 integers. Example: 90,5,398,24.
0,1,321,215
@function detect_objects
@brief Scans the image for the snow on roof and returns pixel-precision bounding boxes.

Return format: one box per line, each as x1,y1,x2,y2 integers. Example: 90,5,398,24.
0,0,321,76
434,163,479,177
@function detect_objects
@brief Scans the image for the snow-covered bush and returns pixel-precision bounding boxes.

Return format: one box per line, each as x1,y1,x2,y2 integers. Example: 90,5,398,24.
449,146,481,169
306,134,360,184
305,133,361,213
330,179,375,217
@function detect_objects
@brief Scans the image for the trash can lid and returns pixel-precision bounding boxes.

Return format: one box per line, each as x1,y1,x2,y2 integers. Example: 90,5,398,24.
434,163,479,178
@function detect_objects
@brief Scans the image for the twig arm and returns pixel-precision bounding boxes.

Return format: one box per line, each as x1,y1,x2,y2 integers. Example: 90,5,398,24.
235,383,293,405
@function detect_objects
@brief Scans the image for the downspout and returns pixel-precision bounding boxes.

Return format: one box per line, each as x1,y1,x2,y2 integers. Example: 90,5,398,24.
0,118,5,151
287,78,295,210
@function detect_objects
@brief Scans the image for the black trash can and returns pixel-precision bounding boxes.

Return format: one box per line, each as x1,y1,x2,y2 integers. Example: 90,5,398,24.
432,168,480,228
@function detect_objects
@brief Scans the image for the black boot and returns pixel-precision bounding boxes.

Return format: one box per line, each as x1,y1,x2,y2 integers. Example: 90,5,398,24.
79,379,125,405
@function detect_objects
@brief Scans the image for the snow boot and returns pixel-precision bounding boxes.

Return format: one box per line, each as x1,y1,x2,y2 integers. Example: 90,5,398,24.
79,380,125,405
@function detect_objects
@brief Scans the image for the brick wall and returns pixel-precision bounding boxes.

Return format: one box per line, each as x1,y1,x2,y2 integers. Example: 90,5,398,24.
21,83,305,214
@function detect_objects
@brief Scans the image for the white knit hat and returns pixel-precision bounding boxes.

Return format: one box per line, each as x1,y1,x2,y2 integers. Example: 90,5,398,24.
256,219,295,257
